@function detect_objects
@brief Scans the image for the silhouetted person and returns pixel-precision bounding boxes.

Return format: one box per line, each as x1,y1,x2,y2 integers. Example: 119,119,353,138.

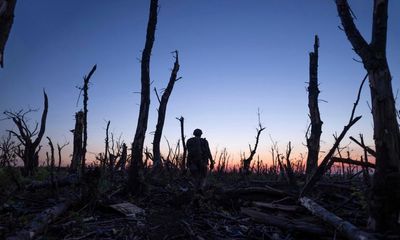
186,128,214,191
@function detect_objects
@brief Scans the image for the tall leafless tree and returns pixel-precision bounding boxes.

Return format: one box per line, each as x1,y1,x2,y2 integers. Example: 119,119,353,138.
128,0,158,193
306,35,323,180
3,91,48,175
0,0,17,68
80,65,96,174
152,51,181,168
335,0,400,231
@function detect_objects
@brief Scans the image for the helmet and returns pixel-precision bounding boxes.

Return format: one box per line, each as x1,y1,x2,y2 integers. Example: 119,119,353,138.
193,128,203,137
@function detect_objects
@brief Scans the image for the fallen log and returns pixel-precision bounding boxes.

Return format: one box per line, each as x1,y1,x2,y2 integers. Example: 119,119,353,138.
299,197,377,240
252,201,301,212
26,174,79,191
224,186,291,198
332,157,375,169
241,207,328,236
7,200,73,240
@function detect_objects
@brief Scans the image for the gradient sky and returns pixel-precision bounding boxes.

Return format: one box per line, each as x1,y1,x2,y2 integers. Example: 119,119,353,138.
1,1,399,166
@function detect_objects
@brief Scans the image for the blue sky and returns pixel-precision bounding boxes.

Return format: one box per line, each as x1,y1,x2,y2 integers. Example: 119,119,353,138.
1,0,399,166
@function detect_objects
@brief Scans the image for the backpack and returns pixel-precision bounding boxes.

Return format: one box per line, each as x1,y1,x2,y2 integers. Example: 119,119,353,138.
187,137,203,161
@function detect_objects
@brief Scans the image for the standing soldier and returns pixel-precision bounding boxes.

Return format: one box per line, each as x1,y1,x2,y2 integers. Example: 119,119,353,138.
186,129,214,191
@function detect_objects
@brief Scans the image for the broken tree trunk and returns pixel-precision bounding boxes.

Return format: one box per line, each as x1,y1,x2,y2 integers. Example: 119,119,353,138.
81,65,97,175
299,197,377,240
0,0,17,68
129,0,158,193
7,200,74,240
152,51,181,168
177,116,187,171
70,111,84,173
306,35,323,181
104,120,110,171
336,0,400,231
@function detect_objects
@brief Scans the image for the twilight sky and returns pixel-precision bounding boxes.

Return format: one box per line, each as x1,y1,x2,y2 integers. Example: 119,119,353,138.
1,0,399,166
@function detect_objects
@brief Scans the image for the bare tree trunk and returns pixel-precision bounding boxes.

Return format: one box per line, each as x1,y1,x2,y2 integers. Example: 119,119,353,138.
177,116,187,171
104,120,110,171
0,0,17,68
81,65,97,175
336,0,400,231
153,51,180,168
306,35,323,180
57,141,68,172
115,143,127,171
70,111,83,173
46,137,56,191
128,0,158,193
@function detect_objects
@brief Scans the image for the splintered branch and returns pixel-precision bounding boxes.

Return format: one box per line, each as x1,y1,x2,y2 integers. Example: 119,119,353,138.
349,136,376,157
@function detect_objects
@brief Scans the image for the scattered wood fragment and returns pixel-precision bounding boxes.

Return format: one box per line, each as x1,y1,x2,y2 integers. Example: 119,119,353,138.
109,202,145,218
299,196,377,240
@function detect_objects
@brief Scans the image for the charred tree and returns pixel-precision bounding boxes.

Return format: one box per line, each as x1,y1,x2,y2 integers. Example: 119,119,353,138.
242,112,265,174
57,141,68,171
306,35,323,180
81,65,96,175
70,111,83,173
103,120,110,171
177,116,187,171
153,51,181,168
115,143,128,171
4,91,48,175
0,0,17,68
335,0,400,231
128,0,158,193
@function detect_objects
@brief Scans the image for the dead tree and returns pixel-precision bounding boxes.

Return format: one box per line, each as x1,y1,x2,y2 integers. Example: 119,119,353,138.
80,65,96,174
128,0,158,193
300,74,367,197
57,141,69,171
4,91,48,175
242,112,265,174
153,51,181,168
115,143,128,171
103,120,110,171
0,132,17,167
284,141,297,187
46,136,55,189
176,116,187,171
70,111,83,172
0,0,17,68
335,0,400,231
306,35,323,180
